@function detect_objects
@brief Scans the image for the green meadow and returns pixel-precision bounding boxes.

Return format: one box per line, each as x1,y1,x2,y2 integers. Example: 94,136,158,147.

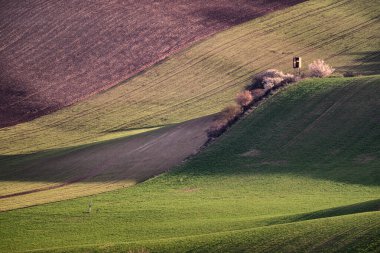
1,76,379,252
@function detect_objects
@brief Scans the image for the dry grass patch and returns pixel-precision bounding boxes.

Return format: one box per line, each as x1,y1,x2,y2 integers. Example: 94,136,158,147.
354,154,377,164
241,149,262,157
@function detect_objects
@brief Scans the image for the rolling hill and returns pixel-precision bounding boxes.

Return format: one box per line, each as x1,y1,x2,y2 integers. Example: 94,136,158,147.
0,0,302,127
1,0,379,156
0,76,379,252
1,0,379,210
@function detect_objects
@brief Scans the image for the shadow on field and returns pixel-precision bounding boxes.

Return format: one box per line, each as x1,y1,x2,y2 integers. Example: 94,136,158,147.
198,7,263,26
262,198,380,228
337,51,380,75
0,64,58,127
0,115,213,196
291,198,380,222
197,0,306,26
0,125,172,184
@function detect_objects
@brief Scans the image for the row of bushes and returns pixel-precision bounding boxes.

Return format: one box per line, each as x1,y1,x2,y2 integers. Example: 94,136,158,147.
207,68,298,137
207,59,335,138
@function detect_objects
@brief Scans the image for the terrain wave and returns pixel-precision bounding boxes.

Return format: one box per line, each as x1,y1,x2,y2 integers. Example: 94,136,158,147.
0,0,303,127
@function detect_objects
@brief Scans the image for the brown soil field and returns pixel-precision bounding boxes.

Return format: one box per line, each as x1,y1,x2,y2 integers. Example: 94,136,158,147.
0,0,303,127
0,115,213,211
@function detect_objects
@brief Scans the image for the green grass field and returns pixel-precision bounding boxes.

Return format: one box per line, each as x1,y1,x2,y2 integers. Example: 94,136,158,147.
1,76,379,252
1,0,379,208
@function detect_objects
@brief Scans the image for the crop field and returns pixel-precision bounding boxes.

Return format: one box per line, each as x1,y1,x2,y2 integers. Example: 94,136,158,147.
1,0,379,210
0,0,303,127
1,76,379,252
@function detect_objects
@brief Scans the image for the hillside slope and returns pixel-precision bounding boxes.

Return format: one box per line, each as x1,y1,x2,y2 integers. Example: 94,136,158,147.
1,0,379,210
0,76,379,252
1,0,379,155
0,0,302,127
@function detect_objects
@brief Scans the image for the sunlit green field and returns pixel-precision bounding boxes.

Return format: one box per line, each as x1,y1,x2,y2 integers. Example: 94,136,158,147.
1,76,379,252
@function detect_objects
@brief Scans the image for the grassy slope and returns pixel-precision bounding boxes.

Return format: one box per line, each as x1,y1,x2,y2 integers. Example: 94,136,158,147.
56,212,380,253
1,0,379,156
1,0,379,208
1,76,379,252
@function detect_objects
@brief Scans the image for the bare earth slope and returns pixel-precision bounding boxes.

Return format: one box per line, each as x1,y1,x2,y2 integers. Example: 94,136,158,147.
0,0,302,127
0,115,213,211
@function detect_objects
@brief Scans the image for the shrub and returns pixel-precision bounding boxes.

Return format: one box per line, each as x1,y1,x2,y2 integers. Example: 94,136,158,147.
343,71,357,77
209,68,301,139
207,119,228,138
219,104,242,121
207,105,242,137
251,88,266,99
235,90,253,107
308,59,335,77
249,69,296,90
262,76,284,90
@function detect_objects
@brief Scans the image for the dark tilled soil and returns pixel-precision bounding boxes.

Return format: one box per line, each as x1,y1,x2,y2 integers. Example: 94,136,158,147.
0,0,304,127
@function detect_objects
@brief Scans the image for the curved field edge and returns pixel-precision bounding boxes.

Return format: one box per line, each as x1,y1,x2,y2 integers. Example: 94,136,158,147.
32,212,380,253
0,76,379,252
0,116,212,211
1,0,379,156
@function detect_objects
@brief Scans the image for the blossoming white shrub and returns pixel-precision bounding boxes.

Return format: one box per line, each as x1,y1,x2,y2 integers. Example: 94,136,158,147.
251,69,296,90
308,59,335,77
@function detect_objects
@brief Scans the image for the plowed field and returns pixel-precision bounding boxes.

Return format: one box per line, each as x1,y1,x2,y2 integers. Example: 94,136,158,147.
0,0,302,127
